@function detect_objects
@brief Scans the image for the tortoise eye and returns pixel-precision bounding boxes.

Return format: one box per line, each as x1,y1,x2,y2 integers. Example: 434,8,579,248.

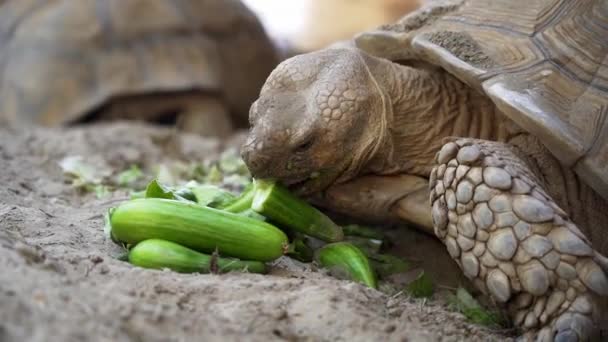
294,137,314,153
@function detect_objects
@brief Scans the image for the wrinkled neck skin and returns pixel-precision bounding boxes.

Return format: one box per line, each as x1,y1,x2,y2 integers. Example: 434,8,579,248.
333,54,397,185
360,59,520,178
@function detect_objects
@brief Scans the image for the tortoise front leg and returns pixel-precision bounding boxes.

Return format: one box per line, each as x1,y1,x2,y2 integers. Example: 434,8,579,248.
315,174,433,233
430,138,608,341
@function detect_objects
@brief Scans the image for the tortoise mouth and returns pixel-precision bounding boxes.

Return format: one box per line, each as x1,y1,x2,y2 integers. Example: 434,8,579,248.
270,174,314,194
285,170,340,196
288,178,321,196
284,176,309,188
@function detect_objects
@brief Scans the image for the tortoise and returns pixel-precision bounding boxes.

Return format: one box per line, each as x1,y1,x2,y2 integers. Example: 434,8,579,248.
0,0,278,137
241,0,608,340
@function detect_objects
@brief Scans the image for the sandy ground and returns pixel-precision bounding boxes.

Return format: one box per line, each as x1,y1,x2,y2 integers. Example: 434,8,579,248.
0,122,513,341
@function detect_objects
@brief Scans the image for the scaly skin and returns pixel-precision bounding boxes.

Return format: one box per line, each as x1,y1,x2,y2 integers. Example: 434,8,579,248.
431,138,607,341
241,46,608,340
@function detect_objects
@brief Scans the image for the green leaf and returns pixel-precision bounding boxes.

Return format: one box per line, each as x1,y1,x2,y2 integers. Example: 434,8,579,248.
342,224,385,240
59,155,111,189
92,184,111,199
173,188,197,202
344,236,383,255
103,209,113,240
286,238,314,262
184,164,206,183
145,179,176,199
218,148,250,175
116,165,143,187
222,174,252,190
155,163,184,187
447,287,506,328
454,287,478,309
116,251,130,262
368,253,410,278
406,270,434,298
188,184,236,208
205,165,223,184
129,190,146,200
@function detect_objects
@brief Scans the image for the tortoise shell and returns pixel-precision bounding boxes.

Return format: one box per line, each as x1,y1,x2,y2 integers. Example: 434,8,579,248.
0,0,277,127
355,0,608,200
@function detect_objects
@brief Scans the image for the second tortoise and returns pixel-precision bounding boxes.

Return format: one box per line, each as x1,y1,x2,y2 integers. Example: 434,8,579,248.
0,0,278,137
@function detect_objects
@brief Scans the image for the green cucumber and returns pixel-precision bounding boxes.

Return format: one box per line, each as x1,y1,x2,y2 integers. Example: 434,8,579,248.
251,179,343,242
110,198,288,261
128,239,266,274
222,184,255,213
315,242,377,289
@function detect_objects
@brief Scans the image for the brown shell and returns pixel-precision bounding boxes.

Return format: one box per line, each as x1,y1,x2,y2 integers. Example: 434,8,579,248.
356,0,608,199
0,0,277,126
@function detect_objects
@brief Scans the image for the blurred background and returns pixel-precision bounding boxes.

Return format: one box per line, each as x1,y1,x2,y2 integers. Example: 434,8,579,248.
243,0,420,54
0,0,420,135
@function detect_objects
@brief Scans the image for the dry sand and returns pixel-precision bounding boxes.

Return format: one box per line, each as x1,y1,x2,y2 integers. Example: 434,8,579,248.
0,122,512,341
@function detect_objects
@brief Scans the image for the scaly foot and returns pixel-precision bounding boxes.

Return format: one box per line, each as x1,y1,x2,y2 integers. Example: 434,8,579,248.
430,138,608,341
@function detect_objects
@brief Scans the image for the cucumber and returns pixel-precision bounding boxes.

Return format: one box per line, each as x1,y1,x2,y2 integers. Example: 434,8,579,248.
252,179,344,242
128,239,266,274
315,242,377,289
222,184,255,213
110,198,288,261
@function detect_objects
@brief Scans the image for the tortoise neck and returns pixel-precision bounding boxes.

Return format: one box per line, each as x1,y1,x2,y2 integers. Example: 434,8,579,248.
363,60,516,178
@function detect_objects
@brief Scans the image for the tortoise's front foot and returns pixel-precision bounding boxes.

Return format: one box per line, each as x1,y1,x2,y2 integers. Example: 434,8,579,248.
430,138,608,341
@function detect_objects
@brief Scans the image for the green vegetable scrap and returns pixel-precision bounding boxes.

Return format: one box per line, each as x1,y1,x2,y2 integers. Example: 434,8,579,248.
344,236,383,255
145,179,179,200
406,271,434,298
315,242,377,289
59,156,111,186
448,287,507,328
205,165,223,184
367,253,410,278
173,187,198,202
116,165,143,187
285,233,315,262
342,224,385,240
188,184,236,208
155,163,183,187
129,190,146,200
59,155,113,198
218,148,250,175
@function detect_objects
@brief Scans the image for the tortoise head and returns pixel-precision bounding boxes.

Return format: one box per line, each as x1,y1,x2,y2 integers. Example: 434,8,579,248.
242,48,389,194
